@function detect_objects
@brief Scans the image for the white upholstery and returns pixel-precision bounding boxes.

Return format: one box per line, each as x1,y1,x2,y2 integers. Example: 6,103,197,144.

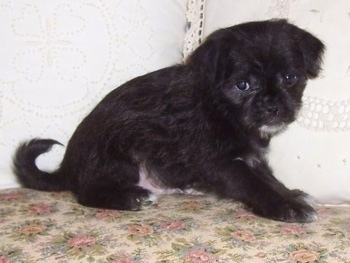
0,0,188,188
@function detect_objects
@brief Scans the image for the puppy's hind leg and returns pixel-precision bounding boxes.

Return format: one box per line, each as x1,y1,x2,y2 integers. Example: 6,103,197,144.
77,184,158,211
75,162,158,211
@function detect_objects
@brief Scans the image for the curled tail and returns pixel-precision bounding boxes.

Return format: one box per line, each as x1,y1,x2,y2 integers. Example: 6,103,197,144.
13,139,70,191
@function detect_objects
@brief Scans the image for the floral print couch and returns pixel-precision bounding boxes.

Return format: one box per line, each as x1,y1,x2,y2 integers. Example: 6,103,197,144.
1,189,350,262
1,0,350,262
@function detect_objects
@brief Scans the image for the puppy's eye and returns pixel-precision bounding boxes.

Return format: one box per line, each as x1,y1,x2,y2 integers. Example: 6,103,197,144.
235,81,250,91
284,74,298,86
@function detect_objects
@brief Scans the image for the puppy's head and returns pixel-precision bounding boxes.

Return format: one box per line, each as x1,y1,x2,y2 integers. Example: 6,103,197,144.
188,19,325,138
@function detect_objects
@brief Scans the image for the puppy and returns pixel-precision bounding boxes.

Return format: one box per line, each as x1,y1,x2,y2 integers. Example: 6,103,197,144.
13,20,325,223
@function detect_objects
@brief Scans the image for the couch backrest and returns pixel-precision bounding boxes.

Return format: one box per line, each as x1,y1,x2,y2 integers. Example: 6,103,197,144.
0,0,189,188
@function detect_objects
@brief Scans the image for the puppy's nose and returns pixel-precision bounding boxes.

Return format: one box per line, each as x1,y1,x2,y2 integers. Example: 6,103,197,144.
266,105,280,115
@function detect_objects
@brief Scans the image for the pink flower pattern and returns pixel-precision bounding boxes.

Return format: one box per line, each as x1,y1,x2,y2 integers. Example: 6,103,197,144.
67,234,97,248
185,250,217,263
0,189,349,262
28,204,53,214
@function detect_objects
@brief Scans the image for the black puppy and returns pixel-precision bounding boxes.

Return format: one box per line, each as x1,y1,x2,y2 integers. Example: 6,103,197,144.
13,20,325,223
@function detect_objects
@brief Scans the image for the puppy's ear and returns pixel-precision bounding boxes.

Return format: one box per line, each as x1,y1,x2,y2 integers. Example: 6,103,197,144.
296,29,325,78
186,29,229,83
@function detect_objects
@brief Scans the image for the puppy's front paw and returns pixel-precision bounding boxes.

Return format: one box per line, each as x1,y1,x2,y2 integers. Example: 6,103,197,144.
269,200,318,223
291,189,317,207
283,202,317,223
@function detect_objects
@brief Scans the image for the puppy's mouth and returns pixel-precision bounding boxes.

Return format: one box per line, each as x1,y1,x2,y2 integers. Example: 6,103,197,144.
246,107,295,138
257,108,298,138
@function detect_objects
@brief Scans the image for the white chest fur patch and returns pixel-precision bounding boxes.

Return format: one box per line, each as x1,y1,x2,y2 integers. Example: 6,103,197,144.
259,124,286,138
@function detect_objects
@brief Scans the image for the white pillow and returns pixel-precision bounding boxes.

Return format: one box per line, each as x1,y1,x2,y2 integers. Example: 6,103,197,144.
185,0,350,205
0,0,188,188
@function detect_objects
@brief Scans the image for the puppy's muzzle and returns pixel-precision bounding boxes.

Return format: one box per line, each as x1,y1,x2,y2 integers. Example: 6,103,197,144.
266,104,280,115
256,99,281,117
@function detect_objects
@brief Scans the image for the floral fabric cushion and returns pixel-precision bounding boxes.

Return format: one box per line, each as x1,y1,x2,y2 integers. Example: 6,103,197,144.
0,0,188,188
1,188,350,262
184,0,350,205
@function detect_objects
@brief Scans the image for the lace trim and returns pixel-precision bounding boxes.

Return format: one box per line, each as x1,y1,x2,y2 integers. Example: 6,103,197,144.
183,0,206,60
298,96,350,131
183,0,289,60
266,0,291,18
